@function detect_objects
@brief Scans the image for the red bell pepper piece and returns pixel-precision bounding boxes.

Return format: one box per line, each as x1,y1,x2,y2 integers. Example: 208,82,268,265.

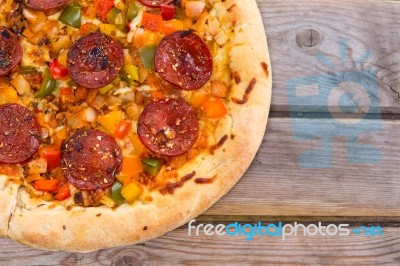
40,147,61,170
49,59,68,79
114,120,131,139
60,87,73,95
34,179,59,192
95,0,114,21
161,5,176,21
54,183,71,201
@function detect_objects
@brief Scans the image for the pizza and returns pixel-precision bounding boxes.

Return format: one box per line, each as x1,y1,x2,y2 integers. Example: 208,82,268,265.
0,0,271,251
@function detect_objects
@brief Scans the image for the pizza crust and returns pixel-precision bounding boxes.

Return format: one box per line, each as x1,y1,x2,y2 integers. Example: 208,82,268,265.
5,0,272,251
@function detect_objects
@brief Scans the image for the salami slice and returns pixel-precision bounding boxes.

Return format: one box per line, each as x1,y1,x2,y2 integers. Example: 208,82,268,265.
61,129,122,191
138,98,199,157
67,32,124,89
0,104,40,164
155,30,212,90
25,0,70,11
0,29,22,76
138,0,174,8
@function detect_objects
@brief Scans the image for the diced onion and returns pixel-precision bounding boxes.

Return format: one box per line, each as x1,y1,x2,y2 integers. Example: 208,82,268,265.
28,158,47,174
91,95,107,110
80,107,97,123
214,30,229,46
107,95,122,106
41,127,49,139
185,1,206,19
67,115,87,130
10,75,30,95
23,9,47,33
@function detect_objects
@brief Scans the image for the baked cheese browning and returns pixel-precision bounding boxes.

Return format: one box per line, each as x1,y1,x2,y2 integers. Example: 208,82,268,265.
159,171,196,195
67,32,124,89
194,176,215,184
155,30,213,90
0,104,40,164
261,61,269,78
230,71,241,84
137,98,199,156
209,134,228,155
61,129,122,191
0,29,22,76
231,77,257,104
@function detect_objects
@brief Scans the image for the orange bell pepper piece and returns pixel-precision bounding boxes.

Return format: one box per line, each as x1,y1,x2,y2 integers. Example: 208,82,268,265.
203,98,227,118
142,12,163,32
122,156,143,176
163,19,184,35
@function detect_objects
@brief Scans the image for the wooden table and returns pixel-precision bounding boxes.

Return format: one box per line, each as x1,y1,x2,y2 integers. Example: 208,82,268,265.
2,0,400,264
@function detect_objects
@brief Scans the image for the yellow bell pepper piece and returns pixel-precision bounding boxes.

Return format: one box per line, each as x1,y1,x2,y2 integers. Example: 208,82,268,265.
121,181,142,203
97,110,123,133
0,84,18,103
99,23,117,36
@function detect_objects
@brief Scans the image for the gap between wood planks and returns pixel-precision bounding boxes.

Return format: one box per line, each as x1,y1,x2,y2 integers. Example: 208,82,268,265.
269,111,400,120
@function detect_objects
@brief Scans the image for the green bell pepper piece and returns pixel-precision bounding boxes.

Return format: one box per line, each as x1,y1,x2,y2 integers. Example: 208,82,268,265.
107,7,120,24
58,5,82,28
98,77,120,95
139,45,157,70
127,3,139,21
111,181,125,205
35,68,57,98
108,8,127,32
19,66,36,75
141,158,162,176
120,64,139,86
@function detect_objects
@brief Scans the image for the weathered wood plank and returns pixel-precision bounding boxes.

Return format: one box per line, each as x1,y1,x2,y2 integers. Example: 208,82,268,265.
261,0,400,114
205,116,400,216
1,226,399,265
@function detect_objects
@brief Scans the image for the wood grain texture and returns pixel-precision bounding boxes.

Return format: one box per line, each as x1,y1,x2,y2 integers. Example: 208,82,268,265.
207,117,400,216
1,226,400,265
262,0,400,113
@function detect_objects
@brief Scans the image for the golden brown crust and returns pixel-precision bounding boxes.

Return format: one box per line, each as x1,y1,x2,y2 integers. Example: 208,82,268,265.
5,0,272,251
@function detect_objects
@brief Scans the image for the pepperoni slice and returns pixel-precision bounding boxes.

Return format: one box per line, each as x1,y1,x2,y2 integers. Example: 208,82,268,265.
138,0,174,8
155,30,213,90
0,29,22,76
138,98,199,157
67,32,124,89
0,104,40,164
61,129,122,191
25,0,70,12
